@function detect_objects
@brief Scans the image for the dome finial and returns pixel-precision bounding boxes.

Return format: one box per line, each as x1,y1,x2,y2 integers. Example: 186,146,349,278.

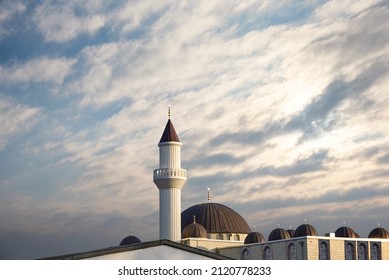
168,104,171,119
207,187,211,202
193,215,196,223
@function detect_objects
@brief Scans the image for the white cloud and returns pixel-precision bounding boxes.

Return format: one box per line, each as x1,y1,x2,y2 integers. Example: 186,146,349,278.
0,57,75,84
33,0,107,42
1,0,389,258
0,96,41,150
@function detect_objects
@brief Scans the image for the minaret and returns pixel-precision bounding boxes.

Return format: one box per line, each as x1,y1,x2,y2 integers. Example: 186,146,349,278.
153,108,187,241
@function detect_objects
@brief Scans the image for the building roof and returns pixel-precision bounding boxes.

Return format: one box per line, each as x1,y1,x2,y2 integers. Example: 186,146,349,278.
268,228,290,241
287,228,296,238
335,226,358,238
182,203,251,234
368,227,389,239
119,235,141,246
294,223,318,237
159,119,180,143
41,239,233,260
244,232,266,244
182,221,208,238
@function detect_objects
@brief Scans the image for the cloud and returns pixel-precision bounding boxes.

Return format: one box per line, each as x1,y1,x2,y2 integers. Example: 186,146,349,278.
255,150,328,177
0,96,41,150
1,0,389,259
32,0,107,43
0,0,26,39
0,57,76,85
378,153,389,164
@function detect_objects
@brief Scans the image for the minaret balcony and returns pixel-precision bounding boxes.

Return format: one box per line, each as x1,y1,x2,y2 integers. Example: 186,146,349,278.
153,168,187,180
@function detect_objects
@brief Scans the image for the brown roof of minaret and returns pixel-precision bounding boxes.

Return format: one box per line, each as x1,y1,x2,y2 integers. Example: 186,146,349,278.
159,119,180,143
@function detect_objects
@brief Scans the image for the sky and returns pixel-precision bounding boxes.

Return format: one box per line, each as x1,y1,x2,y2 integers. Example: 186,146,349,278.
0,0,388,259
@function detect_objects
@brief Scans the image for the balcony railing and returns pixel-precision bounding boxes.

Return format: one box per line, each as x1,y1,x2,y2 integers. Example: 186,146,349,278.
153,168,187,180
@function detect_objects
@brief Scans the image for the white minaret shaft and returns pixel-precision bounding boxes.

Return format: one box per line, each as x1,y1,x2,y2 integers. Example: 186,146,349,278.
153,117,187,241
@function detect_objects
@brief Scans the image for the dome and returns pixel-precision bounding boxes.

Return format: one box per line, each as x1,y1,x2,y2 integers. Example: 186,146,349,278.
244,232,266,244
181,203,251,234
368,227,389,239
268,228,290,241
287,228,295,238
335,226,358,238
182,222,208,238
119,235,141,246
294,223,318,237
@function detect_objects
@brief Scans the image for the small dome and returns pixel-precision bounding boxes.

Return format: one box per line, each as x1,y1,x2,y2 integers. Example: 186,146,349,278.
182,203,251,234
287,228,295,238
182,222,208,238
368,227,389,239
119,235,141,246
244,232,266,244
335,226,358,238
294,223,318,237
268,228,290,241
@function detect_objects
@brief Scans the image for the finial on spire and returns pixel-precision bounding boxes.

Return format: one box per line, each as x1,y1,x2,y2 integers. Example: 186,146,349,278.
207,187,211,202
168,104,171,119
193,215,196,223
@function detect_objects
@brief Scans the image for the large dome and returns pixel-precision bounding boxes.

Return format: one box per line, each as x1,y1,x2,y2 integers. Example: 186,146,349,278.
181,203,251,234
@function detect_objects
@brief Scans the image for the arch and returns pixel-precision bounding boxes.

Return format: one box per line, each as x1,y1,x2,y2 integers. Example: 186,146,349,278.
288,242,297,260
234,234,240,241
345,242,356,260
216,233,223,240
371,243,381,260
264,246,273,260
241,248,251,260
319,240,329,260
358,243,368,260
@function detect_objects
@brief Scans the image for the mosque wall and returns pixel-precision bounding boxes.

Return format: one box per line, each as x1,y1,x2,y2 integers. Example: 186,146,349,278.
306,238,319,260
181,238,243,252
207,233,247,241
329,239,344,260
380,242,389,259
210,236,389,260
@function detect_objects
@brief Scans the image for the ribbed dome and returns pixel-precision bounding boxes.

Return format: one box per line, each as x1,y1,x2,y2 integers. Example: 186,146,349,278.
335,226,358,238
268,228,290,241
181,203,251,234
182,222,208,238
119,235,141,246
294,224,318,237
368,227,389,239
244,232,266,244
287,228,295,238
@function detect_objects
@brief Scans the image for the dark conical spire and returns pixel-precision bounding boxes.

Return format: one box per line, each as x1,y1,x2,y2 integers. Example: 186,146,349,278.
159,119,180,143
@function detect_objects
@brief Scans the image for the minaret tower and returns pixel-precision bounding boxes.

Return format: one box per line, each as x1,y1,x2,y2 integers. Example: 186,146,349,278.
153,107,187,241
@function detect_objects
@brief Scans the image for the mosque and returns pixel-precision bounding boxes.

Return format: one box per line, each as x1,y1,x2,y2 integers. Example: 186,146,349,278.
45,115,389,260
